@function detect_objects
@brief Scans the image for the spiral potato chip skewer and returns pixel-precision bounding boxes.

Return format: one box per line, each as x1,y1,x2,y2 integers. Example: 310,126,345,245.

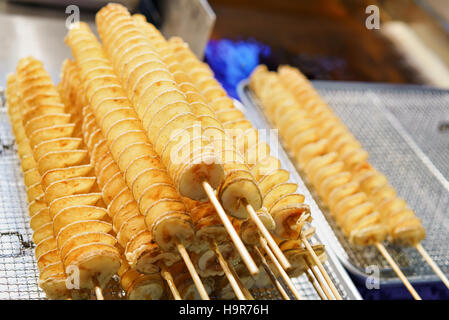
250,65,388,246
66,23,195,253
94,4,259,276
249,65,429,299
96,4,225,202
12,57,122,295
6,74,72,300
132,14,263,221
62,61,175,299
273,65,427,246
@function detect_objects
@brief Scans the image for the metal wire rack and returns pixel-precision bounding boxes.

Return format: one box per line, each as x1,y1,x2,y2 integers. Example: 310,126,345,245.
0,89,360,300
238,80,449,285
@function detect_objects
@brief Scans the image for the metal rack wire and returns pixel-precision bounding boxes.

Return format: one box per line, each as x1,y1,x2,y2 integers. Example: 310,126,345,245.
239,80,449,285
0,90,359,300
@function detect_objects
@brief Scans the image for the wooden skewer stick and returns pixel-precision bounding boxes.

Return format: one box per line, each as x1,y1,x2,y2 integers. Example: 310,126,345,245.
375,242,422,300
253,246,290,300
159,263,182,300
92,277,104,300
202,181,259,275
301,235,342,300
94,286,104,300
246,203,291,270
226,261,255,300
306,268,327,300
305,258,334,300
259,237,302,300
414,243,449,290
176,242,210,300
211,242,246,300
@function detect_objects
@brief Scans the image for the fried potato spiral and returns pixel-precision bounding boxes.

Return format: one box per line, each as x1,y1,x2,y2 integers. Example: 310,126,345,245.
132,15,262,220
250,66,387,245
66,23,195,252
11,57,121,295
6,74,72,300
250,65,425,246
277,65,425,245
96,4,225,202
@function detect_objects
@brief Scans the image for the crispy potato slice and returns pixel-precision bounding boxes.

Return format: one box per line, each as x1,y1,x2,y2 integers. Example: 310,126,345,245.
107,187,134,218
17,140,33,160
272,203,311,239
22,104,65,123
33,222,53,245
215,108,244,122
86,128,103,149
218,170,262,219
24,113,71,136
143,198,185,219
257,169,290,197
37,248,60,271
96,159,117,188
109,130,148,160
117,142,155,171
35,237,57,261
41,164,93,190
56,220,113,249
26,182,43,202
240,207,275,245
60,232,117,261
251,156,281,181
102,172,127,205
150,212,194,251
39,262,65,285
131,168,172,199
29,124,75,147
116,215,146,247
38,150,88,175
63,243,120,289
29,196,47,217
263,182,298,208
125,230,162,274
23,168,41,187
175,151,224,201
34,137,82,161
48,193,102,219
269,193,305,212
350,224,387,246
30,208,51,231
146,104,194,140
153,113,197,153
105,118,142,143
39,272,72,300
53,205,108,235
21,154,37,172
112,200,139,232
91,139,109,164
100,107,137,130
127,273,166,300
45,177,96,203
137,183,179,216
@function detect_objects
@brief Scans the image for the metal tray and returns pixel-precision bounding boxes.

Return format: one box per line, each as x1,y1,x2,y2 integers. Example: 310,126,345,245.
238,79,449,286
0,89,361,300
